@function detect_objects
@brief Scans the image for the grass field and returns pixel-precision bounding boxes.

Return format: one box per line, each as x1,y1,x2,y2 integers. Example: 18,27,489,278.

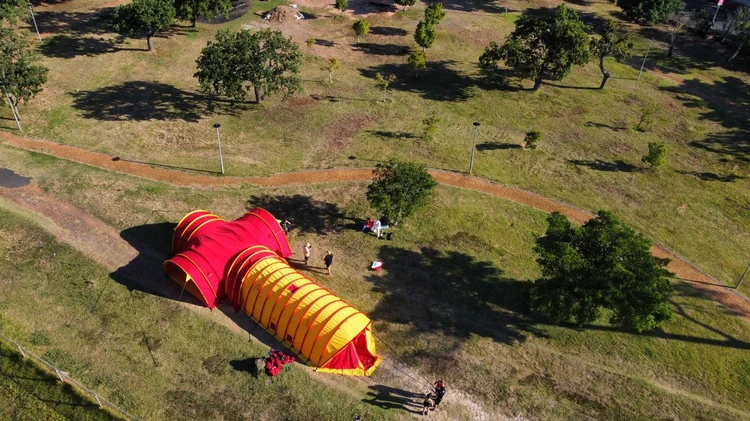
2,0,748,298
0,340,122,421
0,145,749,420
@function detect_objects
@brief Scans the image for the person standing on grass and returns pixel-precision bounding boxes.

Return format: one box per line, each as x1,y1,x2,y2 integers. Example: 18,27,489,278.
303,242,312,265
282,219,291,234
433,379,446,407
324,250,334,275
421,391,435,415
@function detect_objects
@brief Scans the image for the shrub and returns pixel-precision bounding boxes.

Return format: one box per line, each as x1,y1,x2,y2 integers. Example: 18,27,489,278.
524,130,543,149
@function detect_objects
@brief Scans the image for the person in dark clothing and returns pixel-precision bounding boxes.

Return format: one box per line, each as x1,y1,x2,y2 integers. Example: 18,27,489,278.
433,379,446,407
281,219,291,233
380,215,391,227
421,392,435,415
324,250,334,276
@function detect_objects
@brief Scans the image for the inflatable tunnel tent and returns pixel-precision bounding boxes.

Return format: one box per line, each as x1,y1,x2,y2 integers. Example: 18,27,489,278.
164,209,381,376
164,208,292,308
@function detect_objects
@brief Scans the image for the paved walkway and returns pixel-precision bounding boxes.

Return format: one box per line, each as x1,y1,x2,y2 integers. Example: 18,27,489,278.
1,130,748,322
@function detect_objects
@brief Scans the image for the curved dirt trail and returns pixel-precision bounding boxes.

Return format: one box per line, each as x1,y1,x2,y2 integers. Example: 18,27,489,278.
1,131,748,322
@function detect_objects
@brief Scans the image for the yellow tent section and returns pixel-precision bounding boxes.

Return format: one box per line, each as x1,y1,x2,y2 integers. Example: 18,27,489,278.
227,246,381,376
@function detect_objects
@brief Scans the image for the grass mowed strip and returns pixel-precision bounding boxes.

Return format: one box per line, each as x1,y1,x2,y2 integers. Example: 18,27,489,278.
0,340,122,421
0,147,749,419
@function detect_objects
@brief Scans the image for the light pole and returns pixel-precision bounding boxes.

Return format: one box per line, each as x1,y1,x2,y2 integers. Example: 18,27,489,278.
469,121,480,175
28,4,41,42
213,123,224,175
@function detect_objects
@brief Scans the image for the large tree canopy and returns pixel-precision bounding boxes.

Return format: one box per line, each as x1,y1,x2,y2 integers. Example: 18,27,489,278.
0,27,48,108
174,0,231,27
616,0,683,25
0,0,28,26
366,161,437,224
530,211,673,332
195,29,302,103
112,0,175,51
480,5,590,90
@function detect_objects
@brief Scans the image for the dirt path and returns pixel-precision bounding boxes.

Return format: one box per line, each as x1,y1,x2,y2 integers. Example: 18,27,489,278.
1,130,748,324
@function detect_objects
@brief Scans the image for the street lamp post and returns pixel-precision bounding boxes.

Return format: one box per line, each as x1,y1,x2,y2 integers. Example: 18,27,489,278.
469,121,480,175
213,123,224,175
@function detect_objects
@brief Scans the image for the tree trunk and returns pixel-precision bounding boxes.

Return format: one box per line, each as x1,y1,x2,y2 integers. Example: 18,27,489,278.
533,73,543,90
667,33,675,57
728,41,743,63
192,17,197,27
329,72,333,84
357,35,360,45
599,55,610,90
147,35,154,52
254,86,261,103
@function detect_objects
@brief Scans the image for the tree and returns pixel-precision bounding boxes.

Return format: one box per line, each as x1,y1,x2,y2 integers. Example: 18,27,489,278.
524,130,542,149
195,29,303,103
530,211,673,332
374,72,396,102
726,6,750,63
480,6,590,91
615,0,683,25
352,18,369,45
642,142,667,169
590,21,633,89
665,14,684,57
174,0,231,27
421,114,440,141
414,20,436,52
0,28,48,129
394,0,417,10
335,0,347,12
407,50,426,77
112,0,175,52
0,0,28,26
424,2,446,26
326,58,340,84
366,160,437,224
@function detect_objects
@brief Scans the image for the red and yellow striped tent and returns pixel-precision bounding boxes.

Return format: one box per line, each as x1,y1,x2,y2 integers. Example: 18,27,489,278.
164,209,381,376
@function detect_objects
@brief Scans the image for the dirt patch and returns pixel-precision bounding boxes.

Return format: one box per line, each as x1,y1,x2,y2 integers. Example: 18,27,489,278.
327,114,376,149
263,6,305,24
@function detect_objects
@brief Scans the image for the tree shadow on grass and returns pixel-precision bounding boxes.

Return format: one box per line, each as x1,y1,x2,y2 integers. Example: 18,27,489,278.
476,142,521,151
359,61,476,101
34,9,114,36
245,194,359,235
314,38,335,47
362,384,423,413
370,26,408,37
662,77,750,162
580,283,750,350
368,130,419,140
440,0,505,13
70,81,214,122
585,121,629,132
678,170,745,182
366,246,544,346
568,159,641,172
39,34,136,58
354,42,410,56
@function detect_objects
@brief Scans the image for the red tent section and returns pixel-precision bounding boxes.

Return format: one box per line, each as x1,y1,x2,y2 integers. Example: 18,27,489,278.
164,208,292,308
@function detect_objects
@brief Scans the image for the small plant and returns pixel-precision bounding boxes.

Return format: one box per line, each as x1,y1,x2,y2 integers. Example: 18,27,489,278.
634,105,655,132
307,37,315,48
421,114,440,141
352,18,370,45
374,72,396,102
326,58,340,84
524,130,543,149
408,50,426,77
642,142,668,169
335,0,347,12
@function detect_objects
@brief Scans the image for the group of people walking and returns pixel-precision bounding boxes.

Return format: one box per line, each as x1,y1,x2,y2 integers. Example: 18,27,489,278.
302,242,334,276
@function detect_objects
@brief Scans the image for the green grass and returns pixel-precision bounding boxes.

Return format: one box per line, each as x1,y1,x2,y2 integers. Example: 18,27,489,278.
0,146,749,420
0,340,122,421
2,0,747,298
